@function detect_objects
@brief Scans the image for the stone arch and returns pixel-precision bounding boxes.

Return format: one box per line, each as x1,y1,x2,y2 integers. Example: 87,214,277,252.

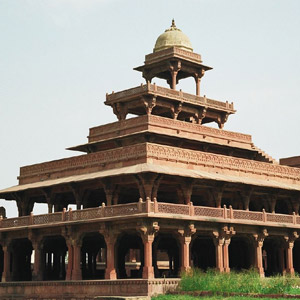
116,233,143,279
191,235,215,270
42,235,67,280
229,236,254,271
10,238,33,281
81,232,106,279
153,233,180,278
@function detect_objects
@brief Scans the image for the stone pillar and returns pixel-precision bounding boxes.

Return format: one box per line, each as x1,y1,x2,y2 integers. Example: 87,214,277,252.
139,222,160,279
171,70,178,90
223,237,231,273
72,240,82,280
284,232,299,275
142,234,155,279
253,229,268,277
104,233,117,279
2,245,11,282
168,61,181,90
32,242,43,281
180,235,191,273
66,240,73,280
213,234,224,272
178,224,196,273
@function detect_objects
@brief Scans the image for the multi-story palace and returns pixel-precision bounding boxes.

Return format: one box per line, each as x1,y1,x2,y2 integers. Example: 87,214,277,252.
0,20,300,299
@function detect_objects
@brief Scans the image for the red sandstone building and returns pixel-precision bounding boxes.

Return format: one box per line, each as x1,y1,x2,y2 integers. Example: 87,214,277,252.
0,21,300,299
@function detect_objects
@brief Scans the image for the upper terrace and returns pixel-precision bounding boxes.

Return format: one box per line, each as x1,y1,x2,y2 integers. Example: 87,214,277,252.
105,83,235,129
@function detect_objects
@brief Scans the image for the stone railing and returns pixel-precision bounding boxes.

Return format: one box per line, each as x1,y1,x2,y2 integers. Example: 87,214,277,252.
105,83,235,112
0,200,300,230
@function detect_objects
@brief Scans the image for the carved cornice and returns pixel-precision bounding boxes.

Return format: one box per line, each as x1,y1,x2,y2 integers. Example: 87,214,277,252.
18,142,300,187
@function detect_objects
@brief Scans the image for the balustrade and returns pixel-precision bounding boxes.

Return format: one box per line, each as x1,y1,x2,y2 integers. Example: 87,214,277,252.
0,201,300,230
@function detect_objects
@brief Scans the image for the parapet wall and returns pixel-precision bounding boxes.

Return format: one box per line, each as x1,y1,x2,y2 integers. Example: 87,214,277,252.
0,279,180,299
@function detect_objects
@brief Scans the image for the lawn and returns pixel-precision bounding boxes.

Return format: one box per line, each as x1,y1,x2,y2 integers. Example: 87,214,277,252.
152,269,300,299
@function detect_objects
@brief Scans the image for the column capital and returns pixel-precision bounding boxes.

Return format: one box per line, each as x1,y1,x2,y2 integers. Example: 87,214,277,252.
138,221,159,243
178,223,196,241
253,228,268,247
284,231,299,248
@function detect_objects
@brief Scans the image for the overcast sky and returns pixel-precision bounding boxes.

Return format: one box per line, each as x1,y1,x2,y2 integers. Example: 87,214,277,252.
1,0,300,217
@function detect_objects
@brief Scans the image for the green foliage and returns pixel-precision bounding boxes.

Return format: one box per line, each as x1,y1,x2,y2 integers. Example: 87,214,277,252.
179,268,300,295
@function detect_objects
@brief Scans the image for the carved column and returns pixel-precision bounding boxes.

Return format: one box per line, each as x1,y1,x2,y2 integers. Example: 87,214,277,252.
135,173,161,201
291,198,300,215
194,69,205,96
1,243,11,282
32,241,43,281
72,239,82,280
284,232,299,275
169,61,181,90
222,226,235,273
178,179,194,205
138,222,160,279
213,232,224,272
211,184,225,208
240,188,253,211
253,229,268,277
102,179,119,206
142,96,156,115
178,224,196,273
102,231,117,279
268,195,278,213
66,239,73,280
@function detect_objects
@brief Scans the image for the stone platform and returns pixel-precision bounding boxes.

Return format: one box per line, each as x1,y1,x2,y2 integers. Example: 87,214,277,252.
0,279,180,300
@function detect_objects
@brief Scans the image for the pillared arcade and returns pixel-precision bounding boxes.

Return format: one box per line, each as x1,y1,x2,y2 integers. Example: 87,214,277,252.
0,21,300,299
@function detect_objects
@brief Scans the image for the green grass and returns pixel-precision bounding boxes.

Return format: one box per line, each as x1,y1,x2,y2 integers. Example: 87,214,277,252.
151,269,300,299
153,295,290,300
179,268,300,295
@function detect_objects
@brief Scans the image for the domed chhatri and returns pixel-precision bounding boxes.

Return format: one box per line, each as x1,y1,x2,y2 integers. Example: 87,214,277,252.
154,19,193,53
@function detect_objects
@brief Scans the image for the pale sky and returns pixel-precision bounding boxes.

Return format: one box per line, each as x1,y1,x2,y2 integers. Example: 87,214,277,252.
1,0,300,217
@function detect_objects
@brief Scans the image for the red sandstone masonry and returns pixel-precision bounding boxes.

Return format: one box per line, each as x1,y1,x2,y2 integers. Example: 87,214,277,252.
19,143,300,185
88,115,251,145
0,201,299,231
0,279,180,299
105,83,234,111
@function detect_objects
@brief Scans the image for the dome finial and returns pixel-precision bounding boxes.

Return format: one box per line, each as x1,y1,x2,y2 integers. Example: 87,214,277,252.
171,19,176,28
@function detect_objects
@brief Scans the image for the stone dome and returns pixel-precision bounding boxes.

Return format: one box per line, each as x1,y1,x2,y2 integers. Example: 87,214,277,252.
153,20,193,53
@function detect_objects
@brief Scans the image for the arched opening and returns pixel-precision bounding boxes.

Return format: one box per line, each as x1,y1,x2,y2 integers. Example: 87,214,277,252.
293,240,300,274
191,236,215,270
43,236,67,280
229,236,253,271
116,233,143,279
153,233,180,278
10,238,32,281
263,238,284,276
81,233,106,279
